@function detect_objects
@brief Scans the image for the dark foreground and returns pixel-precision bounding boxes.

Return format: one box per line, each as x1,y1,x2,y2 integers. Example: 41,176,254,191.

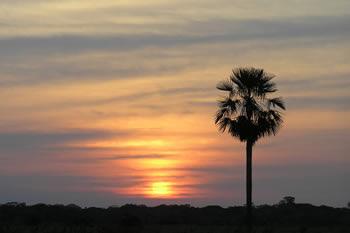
1,202,349,233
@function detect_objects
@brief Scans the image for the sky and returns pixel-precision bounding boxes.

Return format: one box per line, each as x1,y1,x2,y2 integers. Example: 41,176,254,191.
0,0,349,207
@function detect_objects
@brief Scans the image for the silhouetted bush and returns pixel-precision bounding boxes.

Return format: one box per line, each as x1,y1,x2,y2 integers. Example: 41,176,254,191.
0,201,349,232
278,196,296,206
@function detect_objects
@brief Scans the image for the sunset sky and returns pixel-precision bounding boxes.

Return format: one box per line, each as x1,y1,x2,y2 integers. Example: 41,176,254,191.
0,0,349,207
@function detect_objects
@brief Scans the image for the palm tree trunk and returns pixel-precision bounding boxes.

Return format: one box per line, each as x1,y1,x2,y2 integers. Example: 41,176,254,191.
246,140,253,232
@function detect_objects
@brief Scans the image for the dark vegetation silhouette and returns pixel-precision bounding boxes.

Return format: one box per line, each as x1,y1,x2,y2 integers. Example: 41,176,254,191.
1,199,350,233
279,196,296,206
215,67,286,231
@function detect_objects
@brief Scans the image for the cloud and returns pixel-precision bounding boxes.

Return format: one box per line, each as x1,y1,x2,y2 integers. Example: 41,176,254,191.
56,154,173,163
0,129,122,152
1,0,349,38
0,174,146,207
0,14,349,89
279,73,350,91
1,14,349,51
286,96,350,110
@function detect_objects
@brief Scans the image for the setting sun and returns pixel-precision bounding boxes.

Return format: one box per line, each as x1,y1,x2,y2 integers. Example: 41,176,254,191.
149,182,173,198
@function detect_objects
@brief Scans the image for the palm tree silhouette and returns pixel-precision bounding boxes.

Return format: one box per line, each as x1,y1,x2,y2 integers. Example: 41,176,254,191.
215,67,285,230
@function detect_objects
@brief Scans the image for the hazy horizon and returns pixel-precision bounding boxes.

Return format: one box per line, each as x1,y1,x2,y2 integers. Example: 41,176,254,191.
0,0,349,208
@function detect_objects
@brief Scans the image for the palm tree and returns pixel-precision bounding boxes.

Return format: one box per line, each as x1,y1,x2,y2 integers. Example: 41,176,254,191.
215,67,285,230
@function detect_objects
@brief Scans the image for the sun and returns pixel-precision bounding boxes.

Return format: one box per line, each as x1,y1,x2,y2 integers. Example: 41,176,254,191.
150,182,172,197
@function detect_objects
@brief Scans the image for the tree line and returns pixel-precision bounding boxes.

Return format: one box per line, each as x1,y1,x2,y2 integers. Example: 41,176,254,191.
1,199,349,228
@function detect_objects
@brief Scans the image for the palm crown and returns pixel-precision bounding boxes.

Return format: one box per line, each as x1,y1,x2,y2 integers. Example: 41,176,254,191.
215,67,285,144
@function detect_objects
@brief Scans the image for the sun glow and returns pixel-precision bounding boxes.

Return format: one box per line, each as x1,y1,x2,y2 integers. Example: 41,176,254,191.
78,139,170,149
123,139,169,147
149,182,173,198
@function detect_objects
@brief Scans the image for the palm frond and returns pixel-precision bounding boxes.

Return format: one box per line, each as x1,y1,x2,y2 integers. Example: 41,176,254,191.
252,72,276,97
255,110,283,138
216,80,233,92
260,80,277,94
268,97,286,110
230,73,246,96
215,108,227,124
215,67,285,143
216,117,232,132
218,98,240,113
242,96,263,120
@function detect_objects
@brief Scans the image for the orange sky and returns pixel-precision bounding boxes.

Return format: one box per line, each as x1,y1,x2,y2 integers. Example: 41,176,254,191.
0,0,349,207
